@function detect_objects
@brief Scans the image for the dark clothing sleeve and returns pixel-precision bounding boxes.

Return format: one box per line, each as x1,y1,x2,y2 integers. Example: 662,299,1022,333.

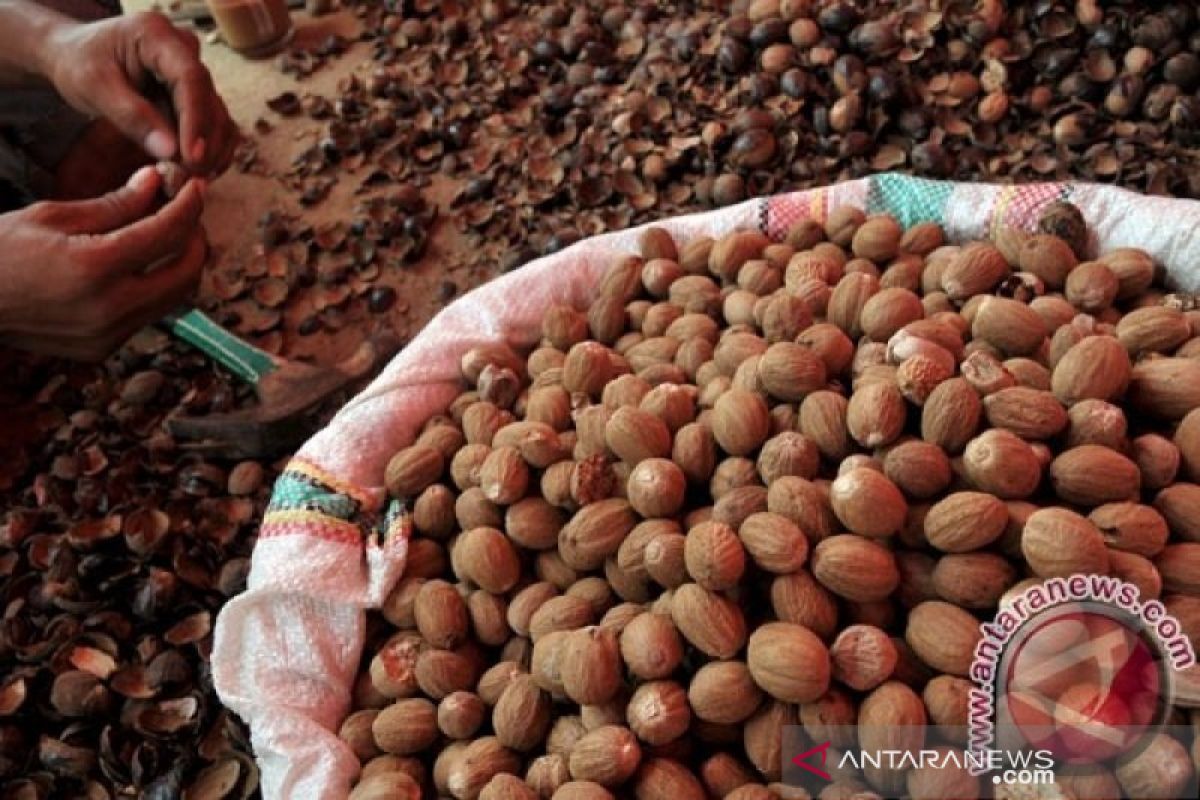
0,0,119,203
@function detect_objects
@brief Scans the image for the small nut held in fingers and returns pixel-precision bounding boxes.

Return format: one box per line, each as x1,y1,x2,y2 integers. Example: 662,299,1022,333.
156,161,189,200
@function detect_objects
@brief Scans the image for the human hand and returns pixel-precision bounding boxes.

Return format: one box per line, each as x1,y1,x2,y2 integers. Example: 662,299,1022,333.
54,119,155,200
0,166,208,361
43,12,237,178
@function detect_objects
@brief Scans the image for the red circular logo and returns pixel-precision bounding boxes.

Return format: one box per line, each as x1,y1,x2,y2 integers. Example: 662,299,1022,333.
999,604,1167,765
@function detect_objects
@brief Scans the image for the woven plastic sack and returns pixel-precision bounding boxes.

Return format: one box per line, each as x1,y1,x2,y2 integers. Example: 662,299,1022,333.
211,174,1200,798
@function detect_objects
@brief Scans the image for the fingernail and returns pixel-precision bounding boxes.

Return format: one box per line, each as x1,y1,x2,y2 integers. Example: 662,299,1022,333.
192,138,207,164
144,130,174,160
128,166,158,190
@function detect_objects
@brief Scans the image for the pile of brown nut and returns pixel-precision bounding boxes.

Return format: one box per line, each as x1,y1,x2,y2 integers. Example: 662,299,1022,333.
0,335,269,799
342,202,1200,800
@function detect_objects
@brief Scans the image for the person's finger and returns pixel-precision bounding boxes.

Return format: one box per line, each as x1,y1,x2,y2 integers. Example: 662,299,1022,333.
95,66,177,161
217,132,238,177
75,178,204,276
34,229,207,361
113,228,208,319
83,229,207,356
177,25,202,58
198,93,237,176
193,100,223,176
205,105,239,177
137,29,220,173
34,166,162,235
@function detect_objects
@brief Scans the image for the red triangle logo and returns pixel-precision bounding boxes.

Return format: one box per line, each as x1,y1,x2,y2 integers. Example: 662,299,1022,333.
791,740,832,781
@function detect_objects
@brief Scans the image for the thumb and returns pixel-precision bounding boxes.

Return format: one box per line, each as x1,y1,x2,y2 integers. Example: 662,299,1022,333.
60,166,163,235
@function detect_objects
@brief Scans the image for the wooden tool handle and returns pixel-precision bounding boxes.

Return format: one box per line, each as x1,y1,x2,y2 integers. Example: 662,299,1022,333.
163,307,279,385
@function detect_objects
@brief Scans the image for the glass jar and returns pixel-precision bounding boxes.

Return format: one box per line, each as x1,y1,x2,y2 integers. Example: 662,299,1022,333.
206,0,294,57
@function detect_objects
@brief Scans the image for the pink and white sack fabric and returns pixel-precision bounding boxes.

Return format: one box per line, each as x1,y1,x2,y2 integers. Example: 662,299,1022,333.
210,174,1200,798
